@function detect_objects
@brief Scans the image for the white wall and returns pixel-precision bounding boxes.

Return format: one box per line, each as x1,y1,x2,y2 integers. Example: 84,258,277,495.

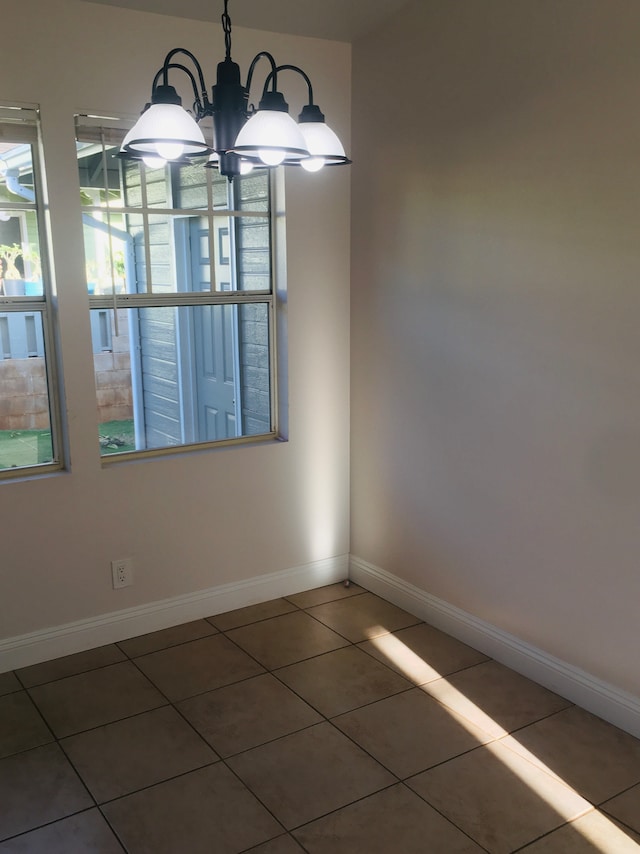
351,0,640,698
0,0,351,644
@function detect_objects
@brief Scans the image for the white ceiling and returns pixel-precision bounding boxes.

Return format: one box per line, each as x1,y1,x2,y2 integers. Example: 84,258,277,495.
84,0,410,43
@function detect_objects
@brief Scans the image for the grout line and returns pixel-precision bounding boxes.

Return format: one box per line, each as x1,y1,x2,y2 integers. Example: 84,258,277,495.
19,655,136,691
4,584,640,851
0,807,123,850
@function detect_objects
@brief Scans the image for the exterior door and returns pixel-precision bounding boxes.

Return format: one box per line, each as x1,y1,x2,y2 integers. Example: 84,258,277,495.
189,217,240,441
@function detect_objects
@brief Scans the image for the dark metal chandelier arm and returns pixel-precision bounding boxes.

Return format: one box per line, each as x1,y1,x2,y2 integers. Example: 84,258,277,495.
157,48,211,112
245,51,279,103
263,64,315,105
151,63,209,118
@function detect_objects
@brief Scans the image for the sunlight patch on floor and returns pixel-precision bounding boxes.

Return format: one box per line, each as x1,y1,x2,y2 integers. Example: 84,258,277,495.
367,627,639,852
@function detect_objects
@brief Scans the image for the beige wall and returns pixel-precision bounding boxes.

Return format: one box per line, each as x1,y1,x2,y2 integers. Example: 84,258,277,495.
0,0,351,639
351,0,640,697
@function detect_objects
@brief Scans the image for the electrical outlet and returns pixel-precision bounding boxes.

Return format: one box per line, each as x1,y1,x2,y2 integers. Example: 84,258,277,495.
111,558,133,589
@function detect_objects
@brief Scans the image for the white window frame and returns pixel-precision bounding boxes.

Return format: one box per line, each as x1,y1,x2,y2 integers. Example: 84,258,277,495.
0,104,62,480
76,116,281,463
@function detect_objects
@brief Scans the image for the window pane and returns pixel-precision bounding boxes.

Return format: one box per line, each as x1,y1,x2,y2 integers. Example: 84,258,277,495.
172,161,218,210
96,303,272,455
0,311,54,471
82,210,128,295
0,124,59,477
144,164,170,209
235,216,271,291
77,126,277,460
0,210,43,296
122,158,144,208
235,170,269,211
146,215,175,292
77,141,124,207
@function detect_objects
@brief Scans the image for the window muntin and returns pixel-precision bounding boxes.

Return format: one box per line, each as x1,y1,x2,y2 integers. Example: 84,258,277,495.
77,122,276,459
0,112,60,477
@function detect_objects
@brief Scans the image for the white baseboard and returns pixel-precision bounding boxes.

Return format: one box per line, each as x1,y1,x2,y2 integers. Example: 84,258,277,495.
0,554,349,673
349,555,640,740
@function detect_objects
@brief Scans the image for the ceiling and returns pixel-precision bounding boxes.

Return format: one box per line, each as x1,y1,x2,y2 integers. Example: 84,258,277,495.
83,0,410,43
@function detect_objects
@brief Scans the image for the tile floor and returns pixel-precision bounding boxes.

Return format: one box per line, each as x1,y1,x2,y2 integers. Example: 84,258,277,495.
1,582,640,852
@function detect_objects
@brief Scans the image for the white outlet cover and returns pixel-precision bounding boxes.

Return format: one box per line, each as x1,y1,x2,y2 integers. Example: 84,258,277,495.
111,558,133,589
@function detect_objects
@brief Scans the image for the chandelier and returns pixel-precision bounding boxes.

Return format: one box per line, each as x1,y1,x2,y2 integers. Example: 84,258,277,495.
119,0,351,180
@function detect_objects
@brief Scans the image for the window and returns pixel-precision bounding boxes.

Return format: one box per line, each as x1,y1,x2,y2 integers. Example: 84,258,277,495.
0,106,61,477
76,119,278,460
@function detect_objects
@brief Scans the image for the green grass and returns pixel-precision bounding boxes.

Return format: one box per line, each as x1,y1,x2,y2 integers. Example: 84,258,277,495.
0,419,136,469
0,429,53,470
98,419,136,455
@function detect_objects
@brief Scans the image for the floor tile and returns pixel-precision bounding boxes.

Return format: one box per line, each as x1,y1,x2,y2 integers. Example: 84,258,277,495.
227,721,395,830
276,646,411,717
225,611,349,670
178,673,321,757
0,809,123,853
407,740,592,854
0,743,93,841
307,591,420,642
602,782,640,834
243,835,305,853
28,661,166,738
0,673,21,698
0,692,53,759
6,584,640,853
16,644,126,688
208,597,299,631
102,763,282,854
117,619,218,658
358,621,488,684
421,660,572,738
61,705,217,802
285,582,364,609
500,706,640,805
518,809,640,852
333,688,492,778
134,634,264,702
293,783,484,853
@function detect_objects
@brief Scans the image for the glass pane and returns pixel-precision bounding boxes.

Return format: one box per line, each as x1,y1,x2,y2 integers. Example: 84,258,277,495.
126,213,148,293
0,139,43,298
0,210,43,296
93,308,135,454
172,161,209,210
96,302,271,456
0,141,35,206
77,141,124,207
122,158,143,208
144,164,170,209
235,170,269,211
237,302,271,436
82,212,129,295
147,215,175,292
0,311,54,471
235,216,271,291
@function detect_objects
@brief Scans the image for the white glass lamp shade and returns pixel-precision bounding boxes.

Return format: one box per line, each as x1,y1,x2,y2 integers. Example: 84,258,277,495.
233,109,309,166
121,103,210,160
298,121,350,171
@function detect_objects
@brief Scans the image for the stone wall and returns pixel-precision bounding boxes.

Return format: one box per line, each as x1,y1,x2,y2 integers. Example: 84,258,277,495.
0,359,49,429
93,350,133,424
0,351,133,430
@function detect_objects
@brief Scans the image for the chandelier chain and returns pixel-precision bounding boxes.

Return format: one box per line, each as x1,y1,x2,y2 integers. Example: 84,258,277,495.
222,0,232,60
